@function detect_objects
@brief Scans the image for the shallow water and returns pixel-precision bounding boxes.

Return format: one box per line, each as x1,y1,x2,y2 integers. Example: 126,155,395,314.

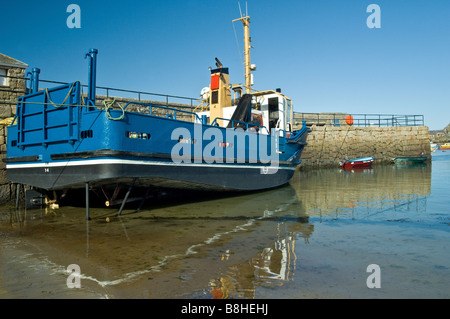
1,150,449,299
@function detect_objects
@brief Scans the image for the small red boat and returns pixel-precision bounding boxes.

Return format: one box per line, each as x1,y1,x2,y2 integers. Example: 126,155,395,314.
339,156,375,169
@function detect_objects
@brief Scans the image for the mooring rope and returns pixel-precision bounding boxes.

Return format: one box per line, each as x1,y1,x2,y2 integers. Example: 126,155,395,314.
43,81,82,108
334,124,352,163
103,99,125,121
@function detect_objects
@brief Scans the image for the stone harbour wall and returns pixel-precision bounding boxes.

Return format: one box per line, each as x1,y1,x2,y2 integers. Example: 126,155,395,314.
299,125,431,169
0,68,26,118
0,125,12,203
0,66,27,204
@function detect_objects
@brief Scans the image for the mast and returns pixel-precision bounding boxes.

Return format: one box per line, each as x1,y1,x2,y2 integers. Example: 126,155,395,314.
233,14,252,94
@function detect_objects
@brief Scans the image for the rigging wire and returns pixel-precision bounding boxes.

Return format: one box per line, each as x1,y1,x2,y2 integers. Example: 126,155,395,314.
232,20,244,68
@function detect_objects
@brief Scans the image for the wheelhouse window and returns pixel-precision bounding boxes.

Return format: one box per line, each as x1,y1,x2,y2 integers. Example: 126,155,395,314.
268,97,279,130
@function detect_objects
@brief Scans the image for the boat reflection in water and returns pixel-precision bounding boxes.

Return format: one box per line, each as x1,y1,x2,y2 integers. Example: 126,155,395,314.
208,187,312,299
207,164,431,298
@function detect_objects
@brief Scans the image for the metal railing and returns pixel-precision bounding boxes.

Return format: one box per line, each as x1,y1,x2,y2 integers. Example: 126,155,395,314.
0,74,201,108
294,113,424,127
1,75,425,127
41,79,201,108
122,101,202,122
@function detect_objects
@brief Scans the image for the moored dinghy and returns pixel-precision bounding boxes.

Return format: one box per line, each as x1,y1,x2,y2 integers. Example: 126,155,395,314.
392,156,427,164
339,156,375,169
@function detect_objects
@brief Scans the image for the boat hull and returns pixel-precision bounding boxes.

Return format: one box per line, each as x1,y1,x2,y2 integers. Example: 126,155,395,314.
4,80,310,193
340,156,374,169
6,155,296,191
392,156,427,164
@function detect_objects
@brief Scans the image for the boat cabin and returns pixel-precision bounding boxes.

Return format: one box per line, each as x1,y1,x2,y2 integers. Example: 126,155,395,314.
194,64,294,138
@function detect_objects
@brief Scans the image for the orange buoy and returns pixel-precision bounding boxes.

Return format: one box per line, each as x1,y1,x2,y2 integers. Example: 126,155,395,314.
345,115,354,125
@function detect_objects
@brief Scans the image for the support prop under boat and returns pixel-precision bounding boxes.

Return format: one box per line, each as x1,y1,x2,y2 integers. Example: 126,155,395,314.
101,179,153,216
117,178,137,216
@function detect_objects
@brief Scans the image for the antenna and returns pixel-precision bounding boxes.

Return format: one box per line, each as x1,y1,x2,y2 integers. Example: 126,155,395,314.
233,2,252,93
215,57,223,69
233,2,244,65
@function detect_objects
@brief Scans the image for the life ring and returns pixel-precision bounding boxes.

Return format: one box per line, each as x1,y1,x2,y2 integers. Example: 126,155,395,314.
345,115,354,125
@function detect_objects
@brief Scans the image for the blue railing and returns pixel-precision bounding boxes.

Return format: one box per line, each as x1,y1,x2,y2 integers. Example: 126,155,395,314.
284,121,310,143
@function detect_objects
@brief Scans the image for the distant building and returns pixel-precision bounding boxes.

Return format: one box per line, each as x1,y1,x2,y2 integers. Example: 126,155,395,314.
0,53,28,118
429,124,450,143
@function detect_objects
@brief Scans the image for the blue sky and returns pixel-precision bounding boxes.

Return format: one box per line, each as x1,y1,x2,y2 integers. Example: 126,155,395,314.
1,0,449,130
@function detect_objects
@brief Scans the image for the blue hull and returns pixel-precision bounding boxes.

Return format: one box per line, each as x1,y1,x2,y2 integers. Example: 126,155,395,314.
4,82,309,192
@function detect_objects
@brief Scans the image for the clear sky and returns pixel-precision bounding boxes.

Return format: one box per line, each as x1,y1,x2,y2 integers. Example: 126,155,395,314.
1,0,449,130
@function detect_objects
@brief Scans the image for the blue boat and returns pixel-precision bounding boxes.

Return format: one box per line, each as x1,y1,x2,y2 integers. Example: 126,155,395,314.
3,15,310,215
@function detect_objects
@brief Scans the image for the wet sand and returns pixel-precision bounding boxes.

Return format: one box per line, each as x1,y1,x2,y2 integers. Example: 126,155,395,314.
1,187,308,298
